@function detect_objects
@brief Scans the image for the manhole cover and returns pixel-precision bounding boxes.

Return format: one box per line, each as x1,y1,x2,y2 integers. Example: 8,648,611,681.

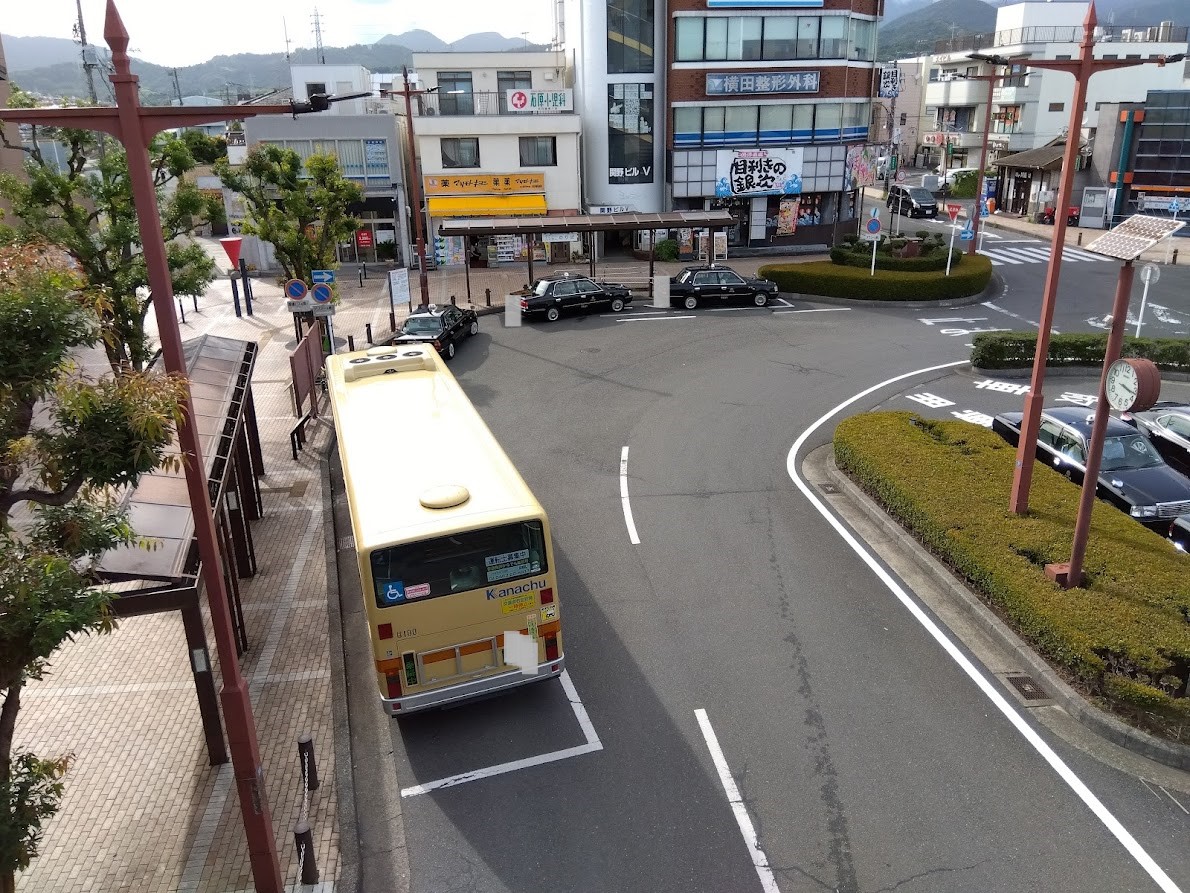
1005,674,1048,701
819,482,840,494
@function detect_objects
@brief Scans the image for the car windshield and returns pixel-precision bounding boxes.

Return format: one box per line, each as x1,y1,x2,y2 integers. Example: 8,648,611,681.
675,270,697,283
908,188,934,202
403,317,441,334
533,280,553,296
1100,434,1165,472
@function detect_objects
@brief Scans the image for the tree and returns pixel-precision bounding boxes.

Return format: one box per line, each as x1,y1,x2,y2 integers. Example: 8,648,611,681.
0,86,226,374
214,145,362,283
0,241,187,893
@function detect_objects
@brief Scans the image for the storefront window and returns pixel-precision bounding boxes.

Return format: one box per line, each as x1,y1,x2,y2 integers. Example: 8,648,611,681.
725,105,758,141
608,0,655,74
792,103,814,136
703,106,726,142
760,104,793,141
815,103,842,139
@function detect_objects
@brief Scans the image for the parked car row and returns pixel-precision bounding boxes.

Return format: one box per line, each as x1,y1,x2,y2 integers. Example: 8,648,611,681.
991,404,1190,549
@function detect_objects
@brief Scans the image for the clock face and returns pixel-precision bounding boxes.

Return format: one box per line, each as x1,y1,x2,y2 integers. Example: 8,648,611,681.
1105,359,1140,411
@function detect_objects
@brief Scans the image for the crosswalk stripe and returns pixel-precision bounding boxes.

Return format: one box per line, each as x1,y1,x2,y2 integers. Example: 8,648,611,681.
1062,247,1109,262
982,248,1024,265
999,247,1052,263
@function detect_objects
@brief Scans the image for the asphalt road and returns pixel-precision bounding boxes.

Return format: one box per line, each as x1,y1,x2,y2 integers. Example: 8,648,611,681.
378,261,1189,892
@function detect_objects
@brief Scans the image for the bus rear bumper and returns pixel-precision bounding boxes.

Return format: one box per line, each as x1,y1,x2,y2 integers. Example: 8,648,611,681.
383,657,566,717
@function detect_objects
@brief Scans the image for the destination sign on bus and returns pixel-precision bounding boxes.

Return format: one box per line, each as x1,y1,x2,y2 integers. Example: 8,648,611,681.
485,548,539,582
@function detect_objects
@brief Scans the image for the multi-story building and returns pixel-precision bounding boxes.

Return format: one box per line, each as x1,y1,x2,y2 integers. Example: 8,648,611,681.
233,64,410,269
565,0,667,234
0,37,25,210
662,0,880,250
920,2,1187,171
409,51,583,266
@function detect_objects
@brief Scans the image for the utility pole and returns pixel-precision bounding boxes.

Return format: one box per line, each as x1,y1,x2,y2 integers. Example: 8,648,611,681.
171,68,184,108
74,0,100,105
399,66,432,307
312,8,326,64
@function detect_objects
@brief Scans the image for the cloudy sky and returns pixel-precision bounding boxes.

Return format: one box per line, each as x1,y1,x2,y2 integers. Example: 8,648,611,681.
3,0,558,66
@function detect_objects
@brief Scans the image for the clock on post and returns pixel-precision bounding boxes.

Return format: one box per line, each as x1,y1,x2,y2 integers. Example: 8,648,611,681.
1104,357,1161,412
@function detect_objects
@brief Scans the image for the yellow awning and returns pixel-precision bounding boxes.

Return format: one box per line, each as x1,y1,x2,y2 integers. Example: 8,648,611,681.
427,194,548,218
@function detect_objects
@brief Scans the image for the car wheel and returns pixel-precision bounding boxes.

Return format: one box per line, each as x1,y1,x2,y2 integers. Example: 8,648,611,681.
752,292,769,307
546,306,561,322
445,341,456,360
683,295,698,310
469,320,479,336
610,297,625,312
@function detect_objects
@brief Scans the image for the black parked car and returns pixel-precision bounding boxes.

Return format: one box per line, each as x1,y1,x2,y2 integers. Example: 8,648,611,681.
668,264,778,310
519,274,632,321
991,406,1190,533
1120,402,1190,478
391,303,478,360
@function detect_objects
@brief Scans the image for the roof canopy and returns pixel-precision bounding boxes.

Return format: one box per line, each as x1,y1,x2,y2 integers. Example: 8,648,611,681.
993,142,1078,171
437,209,737,237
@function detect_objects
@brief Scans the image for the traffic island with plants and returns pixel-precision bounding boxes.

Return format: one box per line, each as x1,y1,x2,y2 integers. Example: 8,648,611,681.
759,232,994,301
971,331,1190,374
834,411,1189,747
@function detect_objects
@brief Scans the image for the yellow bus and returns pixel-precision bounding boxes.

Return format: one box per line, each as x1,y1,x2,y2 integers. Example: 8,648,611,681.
325,343,564,715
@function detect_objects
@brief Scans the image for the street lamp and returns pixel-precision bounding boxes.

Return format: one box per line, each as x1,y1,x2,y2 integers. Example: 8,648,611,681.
971,1,1185,515
1048,214,1184,589
394,67,438,307
0,4,344,891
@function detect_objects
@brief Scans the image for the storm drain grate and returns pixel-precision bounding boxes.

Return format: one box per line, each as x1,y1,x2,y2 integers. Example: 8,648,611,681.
1005,674,1049,702
819,482,840,494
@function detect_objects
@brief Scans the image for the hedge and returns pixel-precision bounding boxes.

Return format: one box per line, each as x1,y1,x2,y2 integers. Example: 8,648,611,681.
829,244,959,273
971,331,1190,373
759,255,993,301
834,411,1190,739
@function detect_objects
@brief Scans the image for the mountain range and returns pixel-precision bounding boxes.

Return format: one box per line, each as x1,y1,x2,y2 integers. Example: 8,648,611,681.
1,30,543,105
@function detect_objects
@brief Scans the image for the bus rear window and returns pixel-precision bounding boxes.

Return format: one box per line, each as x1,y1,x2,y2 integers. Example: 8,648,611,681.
369,520,548,608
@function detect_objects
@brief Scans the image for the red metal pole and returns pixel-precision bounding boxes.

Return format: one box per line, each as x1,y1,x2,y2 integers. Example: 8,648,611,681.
968,75,997,256
1008,3,1098,515
1057,260,1135,589
103,4,283,890
402,66,430,307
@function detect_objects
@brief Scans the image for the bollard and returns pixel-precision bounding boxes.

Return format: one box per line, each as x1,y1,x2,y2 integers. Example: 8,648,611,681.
293,821,319,884
192,294,199,312
366,323,373,344
362,263,368,280
389,311,397,332
178,297,186,324
239,259,254,317
230,278,243,318
1174,249,1179,266
451,294,457,305
298,733,319,790
347,335,355,352
485,288,492,307
1077,232,1082,246
358,268,364,288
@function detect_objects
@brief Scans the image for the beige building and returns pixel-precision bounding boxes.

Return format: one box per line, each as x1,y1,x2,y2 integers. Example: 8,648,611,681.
0,36,28,213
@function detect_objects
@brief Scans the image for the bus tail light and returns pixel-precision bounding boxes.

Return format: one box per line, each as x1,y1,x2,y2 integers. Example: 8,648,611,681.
378,623,393,640
386,674,403,700
544,635,559,662
540,587,554,604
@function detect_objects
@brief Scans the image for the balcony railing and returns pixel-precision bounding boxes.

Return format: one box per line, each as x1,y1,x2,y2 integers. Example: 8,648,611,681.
932,22,1188,56
417,90,573,117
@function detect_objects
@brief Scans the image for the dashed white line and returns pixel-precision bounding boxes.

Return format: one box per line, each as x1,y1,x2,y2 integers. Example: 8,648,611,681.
620,445,641,545
786,362,1184,893
695,709,781,893
399,670,603,797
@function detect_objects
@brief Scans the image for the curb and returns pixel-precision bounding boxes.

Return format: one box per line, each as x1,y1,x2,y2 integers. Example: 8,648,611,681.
815,447,1190,772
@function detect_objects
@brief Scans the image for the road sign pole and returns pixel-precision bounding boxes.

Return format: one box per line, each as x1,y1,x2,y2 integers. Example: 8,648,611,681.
946,222,957,276
1135,278,1152,338
1136,263,1160,337
871,236,878,277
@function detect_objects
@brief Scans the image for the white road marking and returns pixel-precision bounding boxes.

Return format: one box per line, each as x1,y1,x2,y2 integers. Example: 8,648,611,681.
600,310,670,318
695,709,781,893
785,362,1184,893
772,297,794,307
981,301,1046,331
615,315,696,322
1160,786,1189,815
400,670,603,797
706,306,769,312
772,308,851,315
620,445,641,545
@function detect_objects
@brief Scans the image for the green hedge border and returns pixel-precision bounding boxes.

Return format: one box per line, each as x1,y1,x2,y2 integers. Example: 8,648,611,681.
834,411,1190,739
829,244,957,272
971,331,1190,373
759,255,993,302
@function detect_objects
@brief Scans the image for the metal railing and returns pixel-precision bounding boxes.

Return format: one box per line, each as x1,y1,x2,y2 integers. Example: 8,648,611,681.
932,22,1188,56
419,90,573,117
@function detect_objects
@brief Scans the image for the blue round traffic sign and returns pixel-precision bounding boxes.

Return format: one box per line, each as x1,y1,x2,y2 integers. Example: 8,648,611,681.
311,283,333,303
865,217,882,235
285,279,308,300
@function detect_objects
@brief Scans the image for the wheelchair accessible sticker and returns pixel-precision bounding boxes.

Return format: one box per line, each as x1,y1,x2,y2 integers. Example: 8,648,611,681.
383,581,406,604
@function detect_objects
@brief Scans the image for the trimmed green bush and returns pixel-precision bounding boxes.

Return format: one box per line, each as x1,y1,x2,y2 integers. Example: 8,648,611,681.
971,331,1190,373
760,255,993,301
829,244,959,272
654,238,679,262
834,411,1190,739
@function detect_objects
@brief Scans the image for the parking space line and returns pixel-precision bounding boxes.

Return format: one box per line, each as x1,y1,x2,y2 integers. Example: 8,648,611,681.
615,315,696,322
772,297,794,307
695,709,781,893
620,445,641,545
772,308,851,316
600,310,670,318
399,671,603,798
